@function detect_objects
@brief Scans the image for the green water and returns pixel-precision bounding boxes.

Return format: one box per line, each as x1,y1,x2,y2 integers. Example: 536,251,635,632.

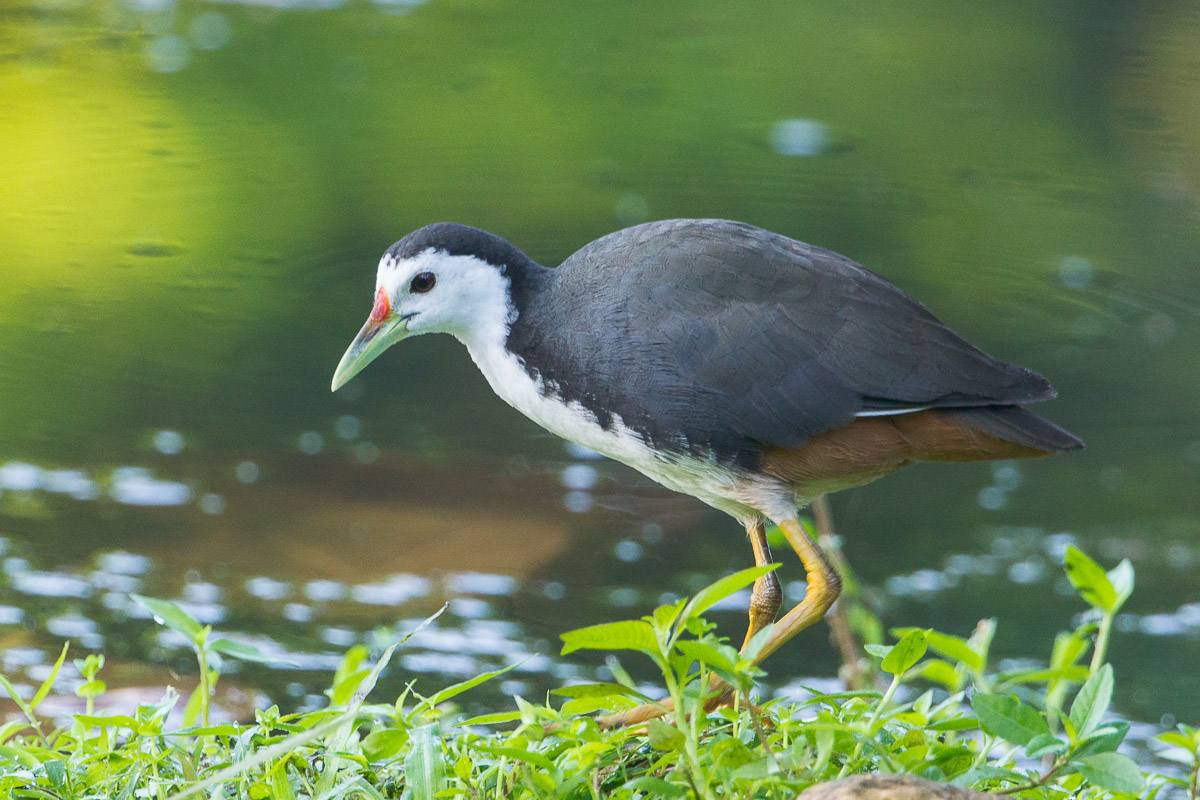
2,0,1199,730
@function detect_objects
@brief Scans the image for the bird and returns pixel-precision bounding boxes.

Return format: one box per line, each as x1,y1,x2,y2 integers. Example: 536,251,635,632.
331,218,1082,725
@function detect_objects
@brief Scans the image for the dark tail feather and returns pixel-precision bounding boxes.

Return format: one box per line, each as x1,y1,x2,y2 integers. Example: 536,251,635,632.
942,405,1084,454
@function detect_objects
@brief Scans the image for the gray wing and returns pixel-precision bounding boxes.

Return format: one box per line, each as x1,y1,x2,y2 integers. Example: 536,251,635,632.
533,219,1052,461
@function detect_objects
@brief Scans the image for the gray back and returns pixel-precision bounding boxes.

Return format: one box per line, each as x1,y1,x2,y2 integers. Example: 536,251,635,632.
505,219,1051,467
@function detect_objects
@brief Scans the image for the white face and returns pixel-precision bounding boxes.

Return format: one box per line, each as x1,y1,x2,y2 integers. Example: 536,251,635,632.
376,248,514,344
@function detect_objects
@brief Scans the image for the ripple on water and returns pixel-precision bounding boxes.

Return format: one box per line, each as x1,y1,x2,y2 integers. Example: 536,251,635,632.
450,597,491,619
0,462,43,491
297,431,324,454
245,576,291,601
401,652,480,676
183,581,221,604
88,570,141,593
560,464,598,491
110,467,192,506
44,469,99,500
12,571,92,598
153,430,185,455
282,603,312,623
97,551,152,575
446,572,518,596
3,647,46,669
304,579,347,602
769,118,831,157
321,627,357,647
350,574,430,606
613,539,643,562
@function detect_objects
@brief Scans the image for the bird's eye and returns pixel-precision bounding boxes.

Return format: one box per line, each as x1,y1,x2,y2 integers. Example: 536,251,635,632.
410,272,436,293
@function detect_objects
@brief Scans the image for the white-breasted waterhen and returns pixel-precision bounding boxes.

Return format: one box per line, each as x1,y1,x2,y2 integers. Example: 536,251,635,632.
331,219,1082,725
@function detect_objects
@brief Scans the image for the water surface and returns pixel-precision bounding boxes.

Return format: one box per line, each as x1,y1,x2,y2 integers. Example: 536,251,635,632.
1,0,1198,735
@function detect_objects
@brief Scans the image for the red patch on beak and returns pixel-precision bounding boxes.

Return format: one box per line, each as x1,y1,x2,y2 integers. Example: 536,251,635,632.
369,288,390,323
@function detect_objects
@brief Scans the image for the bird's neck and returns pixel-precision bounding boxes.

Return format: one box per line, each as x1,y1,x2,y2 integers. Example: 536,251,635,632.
456,258,553,387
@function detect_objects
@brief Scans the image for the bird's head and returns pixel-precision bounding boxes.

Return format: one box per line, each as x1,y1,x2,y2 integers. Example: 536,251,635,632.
331,223,530,391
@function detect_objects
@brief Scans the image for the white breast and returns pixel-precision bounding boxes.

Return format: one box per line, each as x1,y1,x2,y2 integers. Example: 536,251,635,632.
461,328,795,523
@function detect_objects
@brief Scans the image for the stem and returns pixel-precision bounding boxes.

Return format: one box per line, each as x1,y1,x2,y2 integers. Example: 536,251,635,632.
868,673,903,735
812,497,874,691
195,643,210,728
838,671,903,777
663,657,717,800
1089,612,1114,674
996,756,1066,795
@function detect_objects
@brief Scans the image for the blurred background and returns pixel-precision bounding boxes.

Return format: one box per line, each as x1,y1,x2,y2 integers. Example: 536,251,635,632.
1,0,1198,730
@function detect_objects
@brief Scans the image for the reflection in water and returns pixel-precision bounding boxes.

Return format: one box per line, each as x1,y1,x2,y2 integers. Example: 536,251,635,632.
2,456,1200,746
769,119,832,158
1,0,1199,763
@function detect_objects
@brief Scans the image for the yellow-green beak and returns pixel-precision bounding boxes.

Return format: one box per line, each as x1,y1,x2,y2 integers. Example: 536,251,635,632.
331,314,411,392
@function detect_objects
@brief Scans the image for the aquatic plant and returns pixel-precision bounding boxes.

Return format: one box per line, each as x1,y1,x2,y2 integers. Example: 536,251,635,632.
0,547,1193,799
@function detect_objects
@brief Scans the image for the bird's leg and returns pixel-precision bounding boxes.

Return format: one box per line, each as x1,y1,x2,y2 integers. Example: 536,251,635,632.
748,517,842,665
742,517,783,651
596,519,787,729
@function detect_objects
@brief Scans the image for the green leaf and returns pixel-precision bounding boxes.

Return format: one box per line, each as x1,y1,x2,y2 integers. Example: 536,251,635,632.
916,659,962,690
740,622,774,664
551,682,648,701
651,602,683,631
560,694,638,717
210,639,295,666
471,745,555,771
74,680,106,699
1063,547,1117,612
680,564,777,622
1000,666,1089,685
605,655,639,691
966,618,997,668
404,725,446,800
1157,730,1198,751
560,620,658,656
271,764,297,800
132,595,204,640
30,642,69,710
927,717,981,732
1074,722,1130,757
674,640,739,676
331,645,369,690
972,694,1051,746
1077,752,1145,794
864,644,891,659
646,718,685,751
362,729,407,762
331,669,370,706
814,726,836,773
182,683,203,728
166,724,241,736
43,759,67,791
923,630,983,672
1051,628,1090,671
1025,732,1067,757
73,714,140,728
1108,559,1135,610
457,710,523,726
421,661,521,710
559,695,638,719
622,776,689,797
1068,664,1113,740
881,629,927,675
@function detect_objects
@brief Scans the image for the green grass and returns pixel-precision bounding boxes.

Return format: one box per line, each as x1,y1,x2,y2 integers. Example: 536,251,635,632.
1,546,1197,799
